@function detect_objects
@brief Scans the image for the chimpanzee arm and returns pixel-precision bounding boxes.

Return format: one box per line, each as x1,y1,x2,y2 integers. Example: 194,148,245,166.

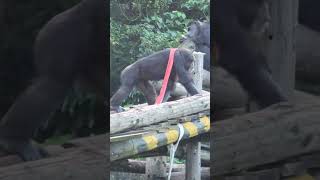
220,52,287,108
174,51,200,96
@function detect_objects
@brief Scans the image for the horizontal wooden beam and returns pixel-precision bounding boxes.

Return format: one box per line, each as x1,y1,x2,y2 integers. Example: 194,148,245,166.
110,93,210,134
212,101,320,176
0,135,107,180
111,116,210,161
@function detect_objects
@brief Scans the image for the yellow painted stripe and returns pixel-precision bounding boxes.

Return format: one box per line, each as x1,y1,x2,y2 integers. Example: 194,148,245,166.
183,122,198,137
165,129,179,144
143,135,158,150
200,116,210,131
285,174,315,180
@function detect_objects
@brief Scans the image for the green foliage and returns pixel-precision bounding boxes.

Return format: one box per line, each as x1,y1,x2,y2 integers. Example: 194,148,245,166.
182,0,210,18
61,90,97,125
110,0,209,105
43,134,72,145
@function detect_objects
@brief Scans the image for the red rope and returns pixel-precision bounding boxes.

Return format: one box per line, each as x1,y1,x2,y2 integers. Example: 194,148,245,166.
155,48,177,104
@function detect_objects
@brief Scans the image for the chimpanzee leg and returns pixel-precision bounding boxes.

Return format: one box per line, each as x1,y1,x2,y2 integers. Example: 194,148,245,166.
137,81,157,105
110,85,134,112
0,76,71,161
110,66,138,112
162,80,175,103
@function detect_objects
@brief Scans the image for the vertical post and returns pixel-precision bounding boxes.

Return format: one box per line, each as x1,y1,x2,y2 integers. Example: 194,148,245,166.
267,0,299,98
186,51,205,180
146,156,167,179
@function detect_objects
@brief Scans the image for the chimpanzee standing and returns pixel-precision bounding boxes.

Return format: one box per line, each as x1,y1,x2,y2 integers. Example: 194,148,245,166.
110,48,200,112
0,0,107,161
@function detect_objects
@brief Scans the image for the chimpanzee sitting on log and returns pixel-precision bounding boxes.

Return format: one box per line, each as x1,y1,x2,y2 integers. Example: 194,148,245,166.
110,48,200,112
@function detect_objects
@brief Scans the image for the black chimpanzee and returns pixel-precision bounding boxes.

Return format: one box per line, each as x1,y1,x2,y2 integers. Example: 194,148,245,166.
110,48,200,112
181,21,211,71
213,0,287,108
0,0,106,161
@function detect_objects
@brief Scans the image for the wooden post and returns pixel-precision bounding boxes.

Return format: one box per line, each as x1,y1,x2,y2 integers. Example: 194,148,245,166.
146,123,167,179
186,52,205,180
146,156,167,179
267,0,299,99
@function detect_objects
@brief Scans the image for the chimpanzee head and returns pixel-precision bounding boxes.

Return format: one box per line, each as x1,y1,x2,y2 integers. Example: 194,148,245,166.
180,21,210,48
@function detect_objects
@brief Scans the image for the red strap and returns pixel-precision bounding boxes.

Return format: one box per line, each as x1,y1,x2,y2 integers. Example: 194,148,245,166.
155,48,177,104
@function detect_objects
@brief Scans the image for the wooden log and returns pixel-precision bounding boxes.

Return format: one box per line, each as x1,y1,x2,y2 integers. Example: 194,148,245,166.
214,155,320,180
212,101,320,176
111,159,208,174
110,93,210,134
110,169,211,180
122,136,211,166
110,117,210,161
0,135,107,180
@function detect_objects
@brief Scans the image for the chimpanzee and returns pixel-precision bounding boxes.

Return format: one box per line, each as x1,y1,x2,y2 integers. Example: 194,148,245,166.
110,48,200,112
0,0,106,161
181,21,211,71
213,0,287,108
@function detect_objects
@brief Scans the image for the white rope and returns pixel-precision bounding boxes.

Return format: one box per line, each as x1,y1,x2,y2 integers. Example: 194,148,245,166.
167,123,185,180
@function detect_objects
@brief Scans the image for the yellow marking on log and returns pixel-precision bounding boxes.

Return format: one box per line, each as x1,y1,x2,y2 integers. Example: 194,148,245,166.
285,174,315,180
183,122,198,137
200,116,210,131
143,135,158,150
165,129,179,144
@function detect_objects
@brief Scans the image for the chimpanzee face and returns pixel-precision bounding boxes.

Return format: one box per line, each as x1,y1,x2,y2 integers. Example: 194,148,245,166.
182,21,210,48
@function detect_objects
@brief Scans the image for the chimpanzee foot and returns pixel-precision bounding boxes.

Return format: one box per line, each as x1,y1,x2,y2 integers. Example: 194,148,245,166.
19,142,48,161
0,137,48,161
110,106,125,113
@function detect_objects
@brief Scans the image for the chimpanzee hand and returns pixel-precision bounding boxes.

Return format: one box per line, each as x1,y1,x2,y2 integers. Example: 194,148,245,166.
182,81,200,96
110,106,125,113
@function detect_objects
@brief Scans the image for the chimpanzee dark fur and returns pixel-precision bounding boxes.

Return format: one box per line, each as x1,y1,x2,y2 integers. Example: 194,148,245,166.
0,0,107,161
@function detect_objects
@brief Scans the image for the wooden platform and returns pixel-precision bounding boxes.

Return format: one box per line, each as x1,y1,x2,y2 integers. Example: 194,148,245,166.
0,134,108,180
